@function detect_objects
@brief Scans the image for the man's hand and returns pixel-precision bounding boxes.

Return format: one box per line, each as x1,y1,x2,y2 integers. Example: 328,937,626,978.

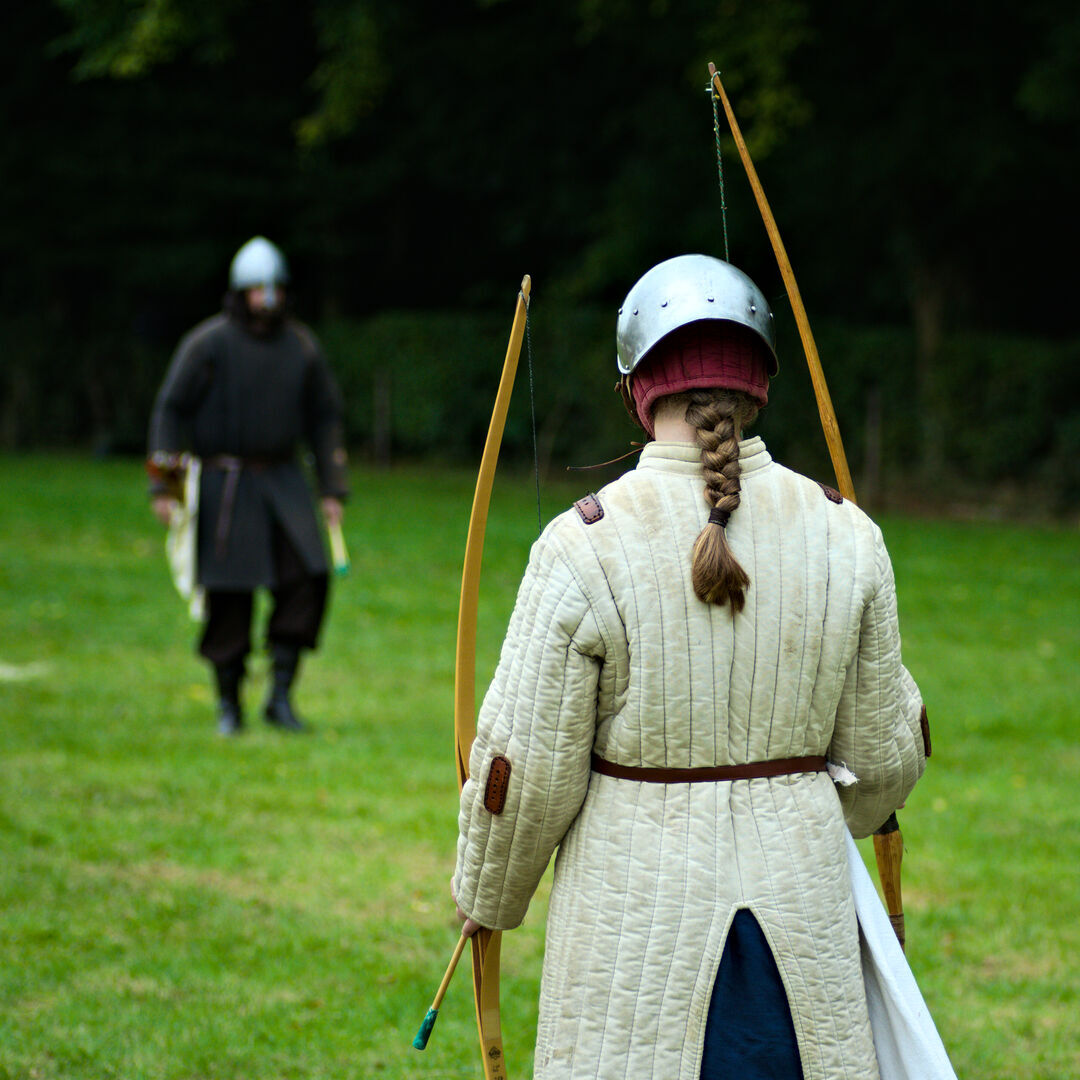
152,496,178,528
321,497,344,529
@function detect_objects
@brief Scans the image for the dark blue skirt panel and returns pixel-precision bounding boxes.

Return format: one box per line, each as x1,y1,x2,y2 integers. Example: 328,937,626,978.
701,908,804,1080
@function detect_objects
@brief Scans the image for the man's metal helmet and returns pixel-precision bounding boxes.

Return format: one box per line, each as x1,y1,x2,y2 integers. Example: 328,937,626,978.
616,254,778,377
228,236,289,292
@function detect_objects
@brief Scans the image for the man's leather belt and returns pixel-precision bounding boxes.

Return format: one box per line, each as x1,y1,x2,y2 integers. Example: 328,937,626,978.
590,753,827,783
204,454,291,470
204,455,292,558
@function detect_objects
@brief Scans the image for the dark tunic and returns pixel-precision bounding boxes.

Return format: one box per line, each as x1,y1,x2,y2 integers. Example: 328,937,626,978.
148,312,348,591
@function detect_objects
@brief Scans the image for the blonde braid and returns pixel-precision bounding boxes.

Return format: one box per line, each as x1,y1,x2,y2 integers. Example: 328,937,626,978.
684,389,760,612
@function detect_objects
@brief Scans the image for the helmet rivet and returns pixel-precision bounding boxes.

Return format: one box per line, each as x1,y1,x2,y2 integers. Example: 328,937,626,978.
632,308,639,316
749,303,757,314
660,300,668,308
618,307,623,315
706,296,714,302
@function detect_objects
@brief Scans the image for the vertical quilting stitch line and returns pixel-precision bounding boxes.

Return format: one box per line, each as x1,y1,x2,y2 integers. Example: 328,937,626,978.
716,469,744,765
642,477,672,766
535,809,572,1062
487,555,588,922
569,781,611,1067
668,476,697,764
765,474,784,757
704,480,725,767
741,480,760,765
554,791,586,1064
887,583,913,807
789,481,813,758
867,539,890,798
572,781,617,1067
466,558,540,904
658,784,699,1069
692,901,742,1079
682,789,710,1080
723,770,744,898
574,482,633,765
843,510,866,793
610,481,645,765
526,608,593,870
752,903,819,1080
625,782,677,1077
708,605,727,768
828,801,871,1073
757,777,824,1076
484,560,556,917
652,471,687,766
588,775,645,1074
531,592,592,840
883,544,913,794
568,525,628,732
794,790,856,1073
557,527,619,666
810,479,834,755
742,472,769,761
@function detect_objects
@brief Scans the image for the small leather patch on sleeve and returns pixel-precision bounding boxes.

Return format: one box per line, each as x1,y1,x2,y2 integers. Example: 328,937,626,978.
817,481,844,504
573,493,604,524
920,705,932,758
484,755,512,814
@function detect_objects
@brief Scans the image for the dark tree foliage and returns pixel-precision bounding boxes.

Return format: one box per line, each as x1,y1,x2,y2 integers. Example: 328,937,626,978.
1,0,1076,508
770,0,1079,329
2,0,809,448
762,0,1080,484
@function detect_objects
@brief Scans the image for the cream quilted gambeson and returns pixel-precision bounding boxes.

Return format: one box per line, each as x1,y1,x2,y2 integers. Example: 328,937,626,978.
453,438,927,1080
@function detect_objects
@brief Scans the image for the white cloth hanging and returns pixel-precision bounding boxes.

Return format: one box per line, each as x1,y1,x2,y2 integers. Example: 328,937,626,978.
166,455,205,621
847,832,959,1080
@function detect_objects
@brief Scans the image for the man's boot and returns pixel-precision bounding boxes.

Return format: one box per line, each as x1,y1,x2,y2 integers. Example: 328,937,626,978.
264,642,307,732
214,660,245,736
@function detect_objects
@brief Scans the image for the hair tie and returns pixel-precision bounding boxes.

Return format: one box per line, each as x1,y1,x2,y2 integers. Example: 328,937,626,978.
708,507,731,528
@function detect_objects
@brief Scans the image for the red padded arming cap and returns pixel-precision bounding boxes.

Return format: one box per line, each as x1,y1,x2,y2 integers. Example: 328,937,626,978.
630,321,771,437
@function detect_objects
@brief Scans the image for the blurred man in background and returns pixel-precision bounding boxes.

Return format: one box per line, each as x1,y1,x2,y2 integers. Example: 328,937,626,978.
147,236,348,736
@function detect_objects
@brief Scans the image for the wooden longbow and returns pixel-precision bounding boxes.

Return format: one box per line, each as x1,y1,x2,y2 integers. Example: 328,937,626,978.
455,276,532,1077
708,63,906,948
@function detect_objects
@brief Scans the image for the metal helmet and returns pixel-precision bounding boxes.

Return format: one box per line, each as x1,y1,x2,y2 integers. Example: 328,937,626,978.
616,254,778,377
228,236,289,292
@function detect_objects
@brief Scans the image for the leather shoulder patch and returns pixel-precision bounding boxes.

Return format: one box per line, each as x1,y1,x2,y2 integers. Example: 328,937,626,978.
817,481,844,504
484,755,512,814
573,493,605,524
919,705,932,758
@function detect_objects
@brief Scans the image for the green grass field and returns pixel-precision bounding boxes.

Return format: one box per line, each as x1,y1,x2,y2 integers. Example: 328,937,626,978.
1,455,1077,1080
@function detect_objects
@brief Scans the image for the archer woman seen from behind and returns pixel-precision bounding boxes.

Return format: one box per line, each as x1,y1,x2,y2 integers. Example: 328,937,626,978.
452,255,931,1079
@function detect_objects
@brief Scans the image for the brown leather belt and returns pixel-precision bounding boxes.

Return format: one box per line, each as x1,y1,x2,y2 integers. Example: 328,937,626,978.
203,454,291,471
204,455,292,558
590,753,827,783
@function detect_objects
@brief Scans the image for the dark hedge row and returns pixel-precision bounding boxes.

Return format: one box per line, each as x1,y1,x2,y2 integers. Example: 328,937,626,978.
6,306,1074,513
